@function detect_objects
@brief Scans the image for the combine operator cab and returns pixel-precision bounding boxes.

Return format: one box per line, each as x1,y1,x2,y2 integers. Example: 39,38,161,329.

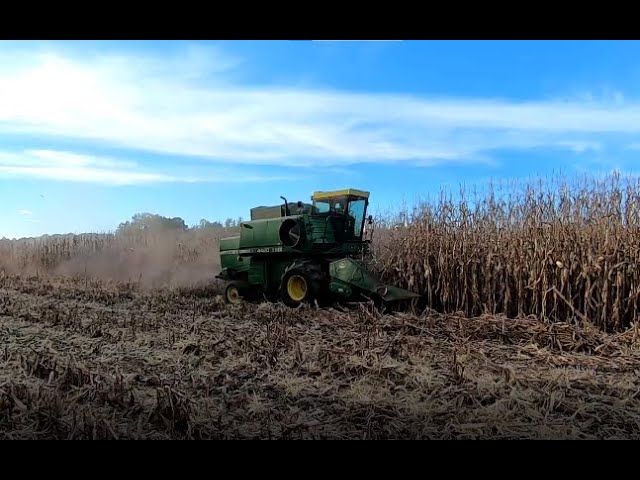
311,189,371,243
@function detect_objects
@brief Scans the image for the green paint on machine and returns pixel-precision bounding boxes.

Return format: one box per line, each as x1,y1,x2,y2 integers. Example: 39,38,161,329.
216,188,419,307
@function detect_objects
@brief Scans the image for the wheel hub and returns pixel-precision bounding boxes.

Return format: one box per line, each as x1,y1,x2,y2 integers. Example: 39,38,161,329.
226,285,241,304
287,275,307,302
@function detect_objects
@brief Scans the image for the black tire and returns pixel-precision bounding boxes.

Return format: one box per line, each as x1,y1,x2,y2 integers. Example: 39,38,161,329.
224,281,248,304
280,263,323,307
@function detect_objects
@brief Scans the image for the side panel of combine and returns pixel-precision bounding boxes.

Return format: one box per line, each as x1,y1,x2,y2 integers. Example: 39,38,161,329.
220,237,243,271
267,259,291,290
248,258,265,284
218,236,249,282
249,257,293,290
220,236,239,253
239,219,284,250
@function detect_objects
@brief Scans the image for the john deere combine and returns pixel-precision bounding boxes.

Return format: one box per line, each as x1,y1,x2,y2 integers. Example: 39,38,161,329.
216,188,419,306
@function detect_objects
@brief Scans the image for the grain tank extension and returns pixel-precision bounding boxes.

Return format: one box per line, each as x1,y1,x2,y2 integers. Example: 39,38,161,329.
216,189,419,306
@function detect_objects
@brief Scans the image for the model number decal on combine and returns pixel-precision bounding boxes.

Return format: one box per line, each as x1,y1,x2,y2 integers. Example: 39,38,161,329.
253,247,283,253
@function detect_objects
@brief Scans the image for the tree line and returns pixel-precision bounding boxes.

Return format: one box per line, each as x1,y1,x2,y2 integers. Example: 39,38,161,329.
116,213,243,234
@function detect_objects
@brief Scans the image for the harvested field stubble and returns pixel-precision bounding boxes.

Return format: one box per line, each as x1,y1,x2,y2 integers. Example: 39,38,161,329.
1,275,640,439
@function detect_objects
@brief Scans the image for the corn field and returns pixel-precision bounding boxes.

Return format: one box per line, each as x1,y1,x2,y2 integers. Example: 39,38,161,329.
2,173,640,331
372,173,640,332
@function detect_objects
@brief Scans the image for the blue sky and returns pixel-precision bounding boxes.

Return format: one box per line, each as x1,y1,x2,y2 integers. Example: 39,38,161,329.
2,40,640,238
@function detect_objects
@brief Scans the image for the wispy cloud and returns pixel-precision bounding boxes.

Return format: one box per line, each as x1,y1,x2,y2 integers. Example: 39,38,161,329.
0,149,295,185
16,208,39,225
0,149,196,185
0,42,638,176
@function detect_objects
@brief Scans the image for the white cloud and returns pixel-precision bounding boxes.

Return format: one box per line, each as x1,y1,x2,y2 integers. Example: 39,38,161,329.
0,42,638,173
0,149,294,185
16,208,39,225
0,149,190,185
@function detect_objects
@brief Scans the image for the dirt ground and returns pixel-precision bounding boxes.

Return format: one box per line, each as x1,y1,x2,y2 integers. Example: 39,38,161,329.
1,274,640,440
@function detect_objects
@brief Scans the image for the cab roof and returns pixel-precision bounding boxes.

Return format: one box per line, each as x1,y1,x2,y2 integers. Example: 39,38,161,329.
312,188,370,201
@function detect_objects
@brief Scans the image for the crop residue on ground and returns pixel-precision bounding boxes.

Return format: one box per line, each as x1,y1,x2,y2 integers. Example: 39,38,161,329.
1,275,639,439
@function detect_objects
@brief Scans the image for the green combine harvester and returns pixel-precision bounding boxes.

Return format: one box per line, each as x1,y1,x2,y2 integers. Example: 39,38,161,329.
216,188,419,307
